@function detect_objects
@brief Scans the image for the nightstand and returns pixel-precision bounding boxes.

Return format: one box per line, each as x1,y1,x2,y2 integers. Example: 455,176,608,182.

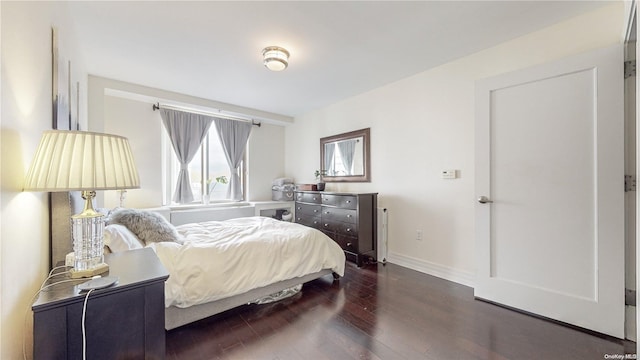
32,248,169,360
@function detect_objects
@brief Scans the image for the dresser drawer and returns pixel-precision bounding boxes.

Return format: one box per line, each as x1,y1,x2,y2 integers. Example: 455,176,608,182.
320,220,336,233
334,234,358,252
321,194,357,209
296,214,322,229
321,220,358,238
336,222,358,237
321,207,356,224
296,192,322,204
295,203,321,216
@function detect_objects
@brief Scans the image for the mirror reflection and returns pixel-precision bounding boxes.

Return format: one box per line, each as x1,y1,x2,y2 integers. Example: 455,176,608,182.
323,137,364,176
320,128,370,182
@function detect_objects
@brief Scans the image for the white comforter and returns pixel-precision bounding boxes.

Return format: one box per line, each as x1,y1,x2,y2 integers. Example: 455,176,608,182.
148,216,346,308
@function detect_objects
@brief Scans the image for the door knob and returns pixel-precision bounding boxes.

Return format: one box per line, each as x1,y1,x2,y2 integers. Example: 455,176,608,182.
478,196,493,204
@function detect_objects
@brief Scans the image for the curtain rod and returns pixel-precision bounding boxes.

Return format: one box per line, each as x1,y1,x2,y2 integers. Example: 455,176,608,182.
152,103,261,127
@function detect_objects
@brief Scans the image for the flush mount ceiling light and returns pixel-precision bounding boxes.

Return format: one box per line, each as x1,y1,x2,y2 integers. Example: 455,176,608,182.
262,46,289,71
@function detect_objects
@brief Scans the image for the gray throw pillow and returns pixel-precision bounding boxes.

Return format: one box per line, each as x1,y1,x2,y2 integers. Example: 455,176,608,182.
109,208,182,245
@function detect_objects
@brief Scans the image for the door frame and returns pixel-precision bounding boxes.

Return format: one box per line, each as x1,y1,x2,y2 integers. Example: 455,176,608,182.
625,0,640,351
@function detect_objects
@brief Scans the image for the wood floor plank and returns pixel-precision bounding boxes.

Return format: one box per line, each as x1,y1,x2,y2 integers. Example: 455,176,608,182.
166,262,635,359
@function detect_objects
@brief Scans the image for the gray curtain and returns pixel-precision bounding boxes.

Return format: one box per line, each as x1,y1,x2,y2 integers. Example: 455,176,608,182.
160,108,213,203
338,139,357,175
324,143,335,176
214,118,252,201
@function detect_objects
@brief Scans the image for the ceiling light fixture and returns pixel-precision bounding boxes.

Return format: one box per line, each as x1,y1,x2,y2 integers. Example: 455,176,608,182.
262,46,289,71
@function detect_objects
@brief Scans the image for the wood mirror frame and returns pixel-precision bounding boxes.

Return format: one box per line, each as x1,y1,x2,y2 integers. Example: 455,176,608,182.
320,128,371,182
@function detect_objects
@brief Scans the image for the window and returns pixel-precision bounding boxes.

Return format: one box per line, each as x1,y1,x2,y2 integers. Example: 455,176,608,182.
165,125,245,204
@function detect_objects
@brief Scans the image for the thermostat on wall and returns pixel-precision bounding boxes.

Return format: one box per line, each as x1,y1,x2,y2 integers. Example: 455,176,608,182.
441,169,457,179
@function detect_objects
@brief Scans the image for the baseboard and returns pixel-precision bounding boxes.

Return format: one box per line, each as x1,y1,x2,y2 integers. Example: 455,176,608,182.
625,305,636,341
386,252,475,288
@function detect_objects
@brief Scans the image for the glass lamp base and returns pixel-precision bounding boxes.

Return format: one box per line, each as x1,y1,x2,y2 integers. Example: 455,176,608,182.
70,262,109,279
71,191,107,278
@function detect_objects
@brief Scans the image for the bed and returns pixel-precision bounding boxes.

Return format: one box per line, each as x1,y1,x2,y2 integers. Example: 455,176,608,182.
51,195,345,330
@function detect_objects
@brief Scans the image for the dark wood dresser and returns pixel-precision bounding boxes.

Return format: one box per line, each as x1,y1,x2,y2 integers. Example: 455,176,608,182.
32,248,169,360
295,190,378,266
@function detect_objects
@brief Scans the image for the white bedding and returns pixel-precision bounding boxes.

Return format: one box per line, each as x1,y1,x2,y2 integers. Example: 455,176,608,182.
148,216,346,308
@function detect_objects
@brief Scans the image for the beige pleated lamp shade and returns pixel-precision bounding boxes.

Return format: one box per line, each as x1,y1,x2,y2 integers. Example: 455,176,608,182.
24,130,140,191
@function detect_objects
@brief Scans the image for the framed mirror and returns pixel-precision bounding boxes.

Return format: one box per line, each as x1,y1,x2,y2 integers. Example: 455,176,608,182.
320,128,370,182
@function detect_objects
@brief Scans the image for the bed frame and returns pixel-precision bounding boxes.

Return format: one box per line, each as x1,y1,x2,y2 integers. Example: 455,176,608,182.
51,193,339,330
165,269,335,330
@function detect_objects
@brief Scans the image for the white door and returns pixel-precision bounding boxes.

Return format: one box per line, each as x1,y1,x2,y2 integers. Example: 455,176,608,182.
475,45,624,338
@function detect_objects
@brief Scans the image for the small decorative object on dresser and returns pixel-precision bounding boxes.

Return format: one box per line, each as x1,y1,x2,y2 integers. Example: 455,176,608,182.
314,170,327,191
295,190,378,266
296,184,315,191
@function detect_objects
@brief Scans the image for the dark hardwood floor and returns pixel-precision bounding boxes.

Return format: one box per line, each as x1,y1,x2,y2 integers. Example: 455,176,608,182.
166,262,635,360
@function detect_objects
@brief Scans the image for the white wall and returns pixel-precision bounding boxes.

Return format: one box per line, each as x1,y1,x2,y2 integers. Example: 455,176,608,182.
103,96,164,208
285,3,625,286
247,122,286,200
88,76,290,208
0,2,87,358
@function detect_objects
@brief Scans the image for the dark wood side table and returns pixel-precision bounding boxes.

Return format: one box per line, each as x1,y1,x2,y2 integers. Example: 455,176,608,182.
32,248,169,360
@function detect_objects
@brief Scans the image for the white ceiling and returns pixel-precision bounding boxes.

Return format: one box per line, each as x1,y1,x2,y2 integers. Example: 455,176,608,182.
68,1,610,117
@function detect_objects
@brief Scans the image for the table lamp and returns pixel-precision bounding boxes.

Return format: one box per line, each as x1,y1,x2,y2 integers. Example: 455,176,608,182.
24,130,140,278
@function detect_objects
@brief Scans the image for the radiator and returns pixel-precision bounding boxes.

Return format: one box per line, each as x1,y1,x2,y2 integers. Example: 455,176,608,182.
143,204,255,226
377,207,388,263
170,205,254,226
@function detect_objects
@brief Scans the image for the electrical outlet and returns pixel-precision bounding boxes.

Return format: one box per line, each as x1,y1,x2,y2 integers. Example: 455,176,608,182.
416,230,423,241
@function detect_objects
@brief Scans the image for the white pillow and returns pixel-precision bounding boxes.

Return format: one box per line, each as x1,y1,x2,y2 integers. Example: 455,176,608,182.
104,224,144,253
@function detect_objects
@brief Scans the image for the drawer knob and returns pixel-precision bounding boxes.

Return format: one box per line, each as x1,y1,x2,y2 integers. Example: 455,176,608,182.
346,242,352,247
314,209,318,213
346,200,351,204
297,207,301,210
324,223,329,227
313,197,317,201
346,228,352,232
347,214,352,218
324,211,330,215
